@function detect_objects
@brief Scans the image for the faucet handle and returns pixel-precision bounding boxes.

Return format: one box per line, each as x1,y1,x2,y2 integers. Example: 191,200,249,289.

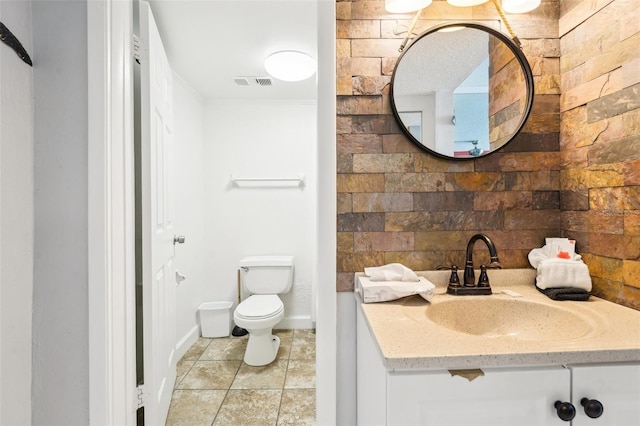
477,265,490,288
448,265,461,288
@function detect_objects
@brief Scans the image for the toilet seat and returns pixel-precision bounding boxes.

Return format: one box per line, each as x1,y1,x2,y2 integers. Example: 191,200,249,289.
235,295,283,320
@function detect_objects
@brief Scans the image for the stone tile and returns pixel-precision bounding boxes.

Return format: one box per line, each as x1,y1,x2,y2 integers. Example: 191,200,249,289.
352,153,413,173
623,260,640,289
473,191,533,211
336,174,385,193
337,213,385,232
277,389,316,426
276,342,291,361
352,193,413,213
213,390,281,426
532,191,560,210
165,390,226,426
337,232,354,253
177,360,241,390
504,210,562,231
385,172,446,192
337,193,352,214
337,252,385,273
337,272,356,292
353,76,391,95
199,337,246,361
181,338,211,361
290,337,316,360
273,329,294,343
231,360,287,390
285,360,316,389
413,192,474,212
444,172,505,192
175,360,195,388
293,329,315,339
337,133,382,154
354,232,414,252
336,95,383,115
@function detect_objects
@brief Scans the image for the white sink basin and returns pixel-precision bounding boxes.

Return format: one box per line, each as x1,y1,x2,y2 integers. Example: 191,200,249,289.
425,297,599,341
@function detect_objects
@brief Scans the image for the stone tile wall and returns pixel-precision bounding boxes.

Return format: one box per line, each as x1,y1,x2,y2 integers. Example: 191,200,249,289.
336,0,562,291
559,0,640,309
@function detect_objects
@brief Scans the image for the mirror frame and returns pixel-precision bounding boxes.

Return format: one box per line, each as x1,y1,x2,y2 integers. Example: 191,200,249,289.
390,22,535,160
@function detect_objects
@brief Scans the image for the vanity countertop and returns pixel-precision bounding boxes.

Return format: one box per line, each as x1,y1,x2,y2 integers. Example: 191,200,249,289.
356,269,640,371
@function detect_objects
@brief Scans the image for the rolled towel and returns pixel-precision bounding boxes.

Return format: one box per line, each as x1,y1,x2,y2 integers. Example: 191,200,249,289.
364,263,420,282
536,284,590,301
535,258,592,291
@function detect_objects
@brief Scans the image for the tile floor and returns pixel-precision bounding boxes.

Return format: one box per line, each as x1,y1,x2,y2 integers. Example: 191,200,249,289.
166,329,316,426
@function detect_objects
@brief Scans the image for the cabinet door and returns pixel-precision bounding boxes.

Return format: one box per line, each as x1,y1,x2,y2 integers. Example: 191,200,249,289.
356,304,387,426
571,364,640,426
387,367,570,426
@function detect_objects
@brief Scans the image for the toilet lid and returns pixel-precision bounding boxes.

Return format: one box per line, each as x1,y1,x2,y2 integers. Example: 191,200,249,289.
236,295,283,319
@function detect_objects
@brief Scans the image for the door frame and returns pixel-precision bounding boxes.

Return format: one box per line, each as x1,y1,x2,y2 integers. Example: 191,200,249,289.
87,1,337,424
87,1,137,425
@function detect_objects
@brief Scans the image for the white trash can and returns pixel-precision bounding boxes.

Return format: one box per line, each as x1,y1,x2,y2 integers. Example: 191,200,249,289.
198,301,233,338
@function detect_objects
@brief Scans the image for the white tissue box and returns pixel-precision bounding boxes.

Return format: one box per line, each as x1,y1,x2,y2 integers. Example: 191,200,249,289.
357,276,435,303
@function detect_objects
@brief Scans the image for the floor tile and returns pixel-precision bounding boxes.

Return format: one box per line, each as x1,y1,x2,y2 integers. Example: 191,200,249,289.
177,360,241,390
284,359,316,389
277,341,292,360
200,337,247,361
274,329,294,344
165,389,226,426
290,337,315,360
293,329,315,339
277,388,316,426
231,360,288,389
175,360,195,388
181,338,212,361
213,389,281,426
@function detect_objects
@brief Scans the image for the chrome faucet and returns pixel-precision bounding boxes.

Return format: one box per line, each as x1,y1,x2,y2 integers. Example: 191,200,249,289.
446,233,501,296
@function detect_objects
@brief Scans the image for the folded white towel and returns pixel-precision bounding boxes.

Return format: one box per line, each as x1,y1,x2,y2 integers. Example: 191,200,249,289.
357,276,435,303
535,258,592,291
364,263,420,282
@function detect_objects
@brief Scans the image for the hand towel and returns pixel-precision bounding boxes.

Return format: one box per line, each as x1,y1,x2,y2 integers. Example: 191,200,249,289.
364,263,420,282
536,284,591,301
535,258,592,291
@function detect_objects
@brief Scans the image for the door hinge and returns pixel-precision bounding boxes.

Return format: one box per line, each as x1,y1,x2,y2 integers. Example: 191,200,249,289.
136,384,145,409
133,35,141,64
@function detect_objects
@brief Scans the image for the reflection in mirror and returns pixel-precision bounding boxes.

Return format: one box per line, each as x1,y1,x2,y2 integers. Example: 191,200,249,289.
390,23,534,159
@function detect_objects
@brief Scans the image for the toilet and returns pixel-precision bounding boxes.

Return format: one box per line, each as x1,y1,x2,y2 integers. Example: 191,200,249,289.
233,255,294,366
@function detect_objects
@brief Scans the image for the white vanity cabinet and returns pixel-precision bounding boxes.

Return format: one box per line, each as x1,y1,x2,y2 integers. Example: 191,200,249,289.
356,305,640,426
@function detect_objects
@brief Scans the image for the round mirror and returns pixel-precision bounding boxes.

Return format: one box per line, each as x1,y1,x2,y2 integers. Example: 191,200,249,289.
390,22,534,159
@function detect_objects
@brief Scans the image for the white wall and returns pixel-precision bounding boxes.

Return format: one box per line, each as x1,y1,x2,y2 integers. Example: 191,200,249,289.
204,100,317,328
32,2,89,423
0,2,34,424
173,74,207,352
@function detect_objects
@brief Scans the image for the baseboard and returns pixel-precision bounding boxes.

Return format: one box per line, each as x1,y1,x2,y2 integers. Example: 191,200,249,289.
175,324,200,360
278,315,314,330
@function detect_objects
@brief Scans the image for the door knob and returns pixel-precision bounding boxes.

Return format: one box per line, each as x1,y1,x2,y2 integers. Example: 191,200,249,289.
580,398,604,419
554,401,576,421
173,235,185,245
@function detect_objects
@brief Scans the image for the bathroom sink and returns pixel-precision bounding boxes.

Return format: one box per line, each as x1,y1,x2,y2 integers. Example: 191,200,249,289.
425,297,598,341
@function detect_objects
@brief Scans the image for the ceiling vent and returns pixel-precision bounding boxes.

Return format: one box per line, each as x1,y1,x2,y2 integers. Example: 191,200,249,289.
233,76,273,87
233,77,250,86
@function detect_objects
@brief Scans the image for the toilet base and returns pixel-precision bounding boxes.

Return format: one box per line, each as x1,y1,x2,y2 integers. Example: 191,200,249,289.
244,332,280,366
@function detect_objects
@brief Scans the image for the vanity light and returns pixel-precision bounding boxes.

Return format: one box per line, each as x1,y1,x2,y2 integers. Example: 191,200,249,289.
501,0,541,13
446,0,489,6
385,0,432,13
264,51,316,82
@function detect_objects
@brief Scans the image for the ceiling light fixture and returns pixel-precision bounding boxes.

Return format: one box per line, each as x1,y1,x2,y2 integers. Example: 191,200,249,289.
264,51,316,82
385,0,432,14
501,0,541,13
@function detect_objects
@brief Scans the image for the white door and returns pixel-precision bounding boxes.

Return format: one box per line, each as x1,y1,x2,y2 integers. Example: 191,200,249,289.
139,2,176,424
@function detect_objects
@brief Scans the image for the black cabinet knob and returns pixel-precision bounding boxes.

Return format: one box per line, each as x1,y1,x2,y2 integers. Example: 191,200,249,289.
554,401,576,421
581,397,604,419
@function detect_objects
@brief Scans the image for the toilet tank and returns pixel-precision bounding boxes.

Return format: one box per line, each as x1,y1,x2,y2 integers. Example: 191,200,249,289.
239,256,294,295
